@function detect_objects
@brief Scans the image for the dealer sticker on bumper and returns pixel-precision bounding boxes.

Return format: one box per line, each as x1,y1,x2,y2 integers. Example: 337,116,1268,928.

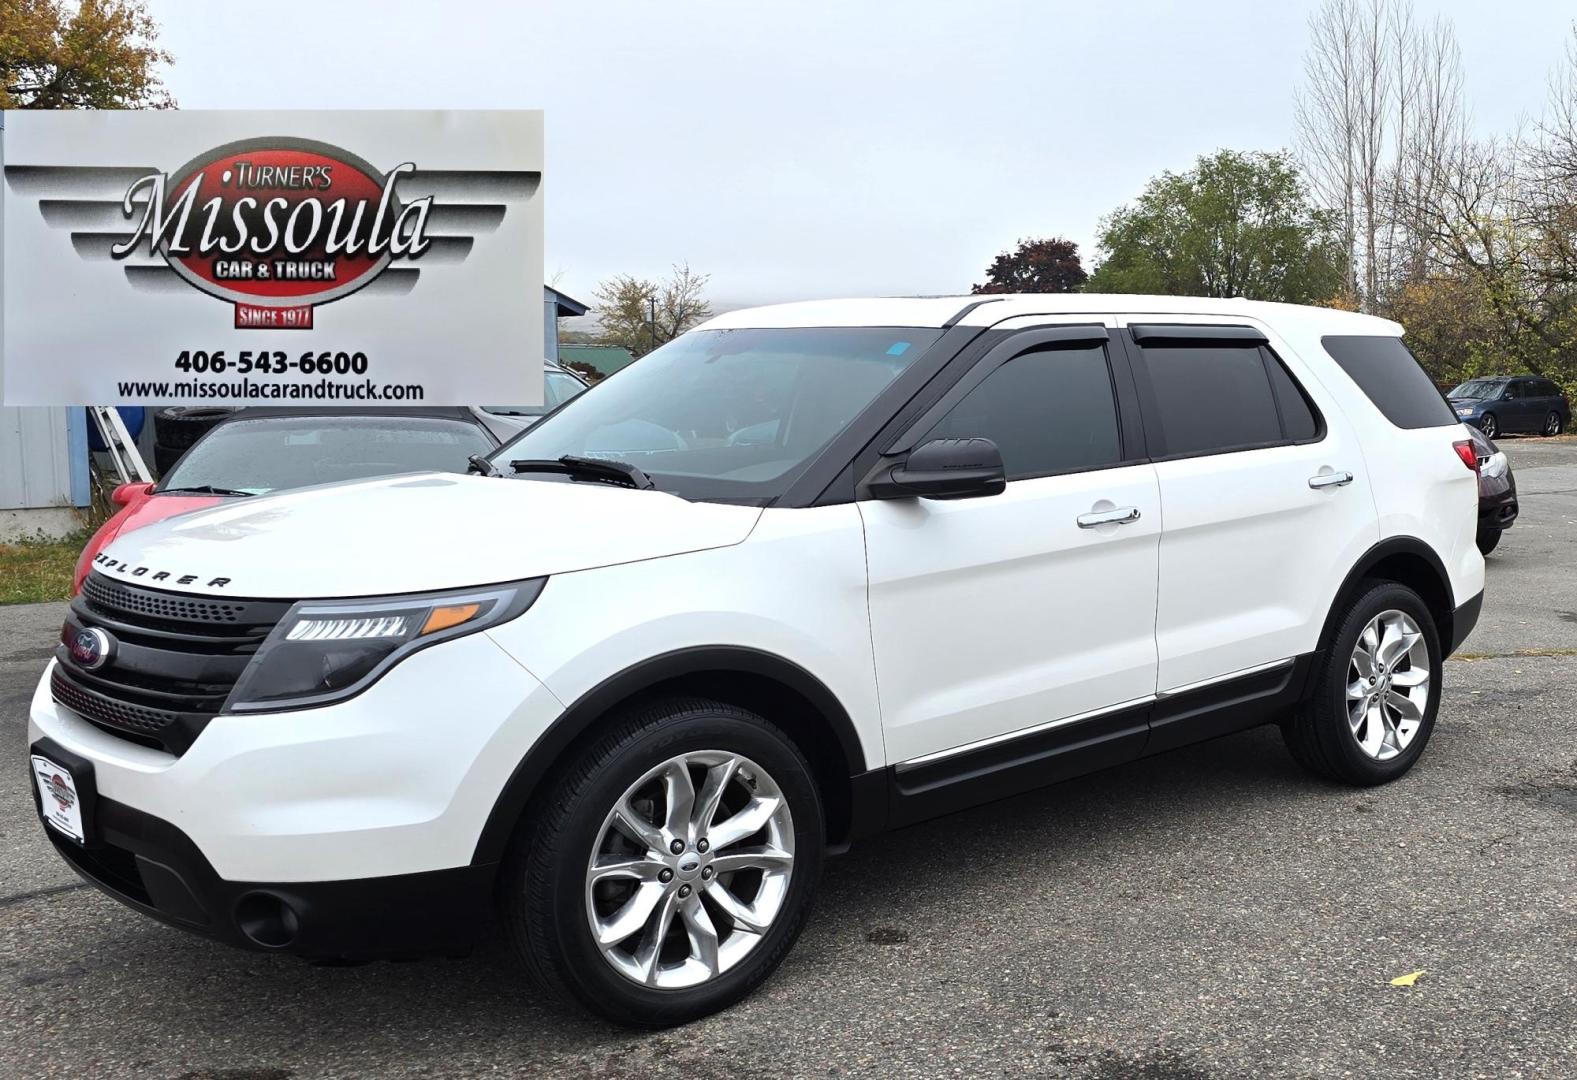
31,755,85,843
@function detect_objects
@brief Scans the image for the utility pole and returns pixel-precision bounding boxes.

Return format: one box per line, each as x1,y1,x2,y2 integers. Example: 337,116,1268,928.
649,296,658,355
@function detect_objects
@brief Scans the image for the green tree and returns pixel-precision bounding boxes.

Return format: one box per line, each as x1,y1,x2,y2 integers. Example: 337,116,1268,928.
593,263,711,358
1,0,174,109
972,236,1087,293
1088,149,1345,303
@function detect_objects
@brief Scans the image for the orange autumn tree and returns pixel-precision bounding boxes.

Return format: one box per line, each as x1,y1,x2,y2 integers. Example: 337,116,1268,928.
0,0,174,109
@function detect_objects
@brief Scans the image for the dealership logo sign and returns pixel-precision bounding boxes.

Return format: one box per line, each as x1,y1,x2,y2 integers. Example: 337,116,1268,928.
3,109,543,407
104,138,434,329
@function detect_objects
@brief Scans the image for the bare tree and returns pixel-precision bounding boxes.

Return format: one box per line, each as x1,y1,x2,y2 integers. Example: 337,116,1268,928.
1391,17,1466,282
1296,0,1363,301
1296,0,1466,310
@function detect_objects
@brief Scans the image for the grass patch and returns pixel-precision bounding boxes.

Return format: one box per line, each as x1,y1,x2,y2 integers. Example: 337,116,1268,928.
1450,647,1577,661
0,531,88,605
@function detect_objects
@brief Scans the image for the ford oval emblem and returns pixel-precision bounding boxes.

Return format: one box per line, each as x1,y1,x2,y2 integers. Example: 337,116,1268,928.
69,627,115,671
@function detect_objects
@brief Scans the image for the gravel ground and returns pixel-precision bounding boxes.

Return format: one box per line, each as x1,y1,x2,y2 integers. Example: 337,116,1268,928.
2,437,1575,1079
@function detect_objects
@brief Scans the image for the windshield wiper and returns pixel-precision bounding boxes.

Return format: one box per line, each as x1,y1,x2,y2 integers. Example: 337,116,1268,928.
467,453,501,477
160,485,256,497
509,455,656,490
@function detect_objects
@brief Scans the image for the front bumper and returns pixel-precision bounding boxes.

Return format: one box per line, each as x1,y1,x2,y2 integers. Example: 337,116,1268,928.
30,740,492,958
28,629,565,885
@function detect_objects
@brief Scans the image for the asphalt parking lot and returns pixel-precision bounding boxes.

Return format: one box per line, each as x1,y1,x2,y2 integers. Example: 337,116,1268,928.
4,439,1576,1079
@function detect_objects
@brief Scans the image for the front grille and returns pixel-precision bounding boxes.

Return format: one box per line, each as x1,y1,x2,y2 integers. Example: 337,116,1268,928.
53,574,292,755
80,573,267,634
51,667,183,743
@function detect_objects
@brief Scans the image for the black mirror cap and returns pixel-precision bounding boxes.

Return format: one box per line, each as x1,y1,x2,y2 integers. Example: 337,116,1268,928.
868,437,1007,500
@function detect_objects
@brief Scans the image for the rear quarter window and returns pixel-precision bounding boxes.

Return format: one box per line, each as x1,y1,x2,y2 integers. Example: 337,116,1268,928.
1322,335,1458,430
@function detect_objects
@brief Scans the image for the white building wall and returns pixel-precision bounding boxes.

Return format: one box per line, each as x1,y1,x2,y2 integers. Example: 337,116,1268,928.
0,406,84,539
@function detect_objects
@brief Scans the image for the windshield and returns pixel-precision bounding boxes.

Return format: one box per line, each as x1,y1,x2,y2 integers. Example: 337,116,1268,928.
159,416,496,496
1449,379,1501,400
491,327,939,502
485,370,588,417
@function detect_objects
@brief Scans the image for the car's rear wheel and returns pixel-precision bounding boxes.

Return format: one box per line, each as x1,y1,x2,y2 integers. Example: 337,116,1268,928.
1476,528,1502,556
1479,412,1499,439
1282,581,1442,785
502,697,824,1027
1545,411,1563,437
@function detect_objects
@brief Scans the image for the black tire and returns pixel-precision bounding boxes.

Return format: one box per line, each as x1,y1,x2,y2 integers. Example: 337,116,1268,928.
1281,581,1442,786
1545,411,1563,437
153,406,237,450
502,697,824,1027
1476,528,1502,556
153,441,186,476
1478,412,1498,440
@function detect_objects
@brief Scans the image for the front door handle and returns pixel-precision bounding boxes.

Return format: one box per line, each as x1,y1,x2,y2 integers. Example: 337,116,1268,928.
1077,506,1142,528
1308,470,1354,489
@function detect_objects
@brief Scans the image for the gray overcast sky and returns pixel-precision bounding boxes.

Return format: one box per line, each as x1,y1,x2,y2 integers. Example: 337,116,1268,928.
148,0,1573,307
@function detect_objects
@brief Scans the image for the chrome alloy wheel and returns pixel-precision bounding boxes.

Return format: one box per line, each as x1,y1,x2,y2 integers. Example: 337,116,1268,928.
585,751,795,989
1347,609,1431,761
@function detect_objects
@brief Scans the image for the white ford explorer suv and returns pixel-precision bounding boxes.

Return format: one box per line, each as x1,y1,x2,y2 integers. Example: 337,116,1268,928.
29,295,1484,1027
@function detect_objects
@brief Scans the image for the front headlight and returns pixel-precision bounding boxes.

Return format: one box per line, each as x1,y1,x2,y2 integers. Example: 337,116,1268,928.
1456,407,1474,416
1480,450,1509,479
226,579,545,711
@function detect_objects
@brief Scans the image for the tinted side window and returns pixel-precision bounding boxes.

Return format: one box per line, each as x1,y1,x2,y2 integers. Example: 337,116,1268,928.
1265,353,1320,441
1322,335,1458,429
921,344,1121,481
1136,345,1283,456
1534,379,1560,397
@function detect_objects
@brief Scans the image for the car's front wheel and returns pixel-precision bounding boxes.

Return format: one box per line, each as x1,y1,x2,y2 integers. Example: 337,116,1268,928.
1282,581,1442,785
503,697,824,1027
1479,412,1499,439
1476,528,1502,556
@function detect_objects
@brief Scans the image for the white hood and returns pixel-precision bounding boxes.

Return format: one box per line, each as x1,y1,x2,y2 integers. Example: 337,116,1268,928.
93,473,763,598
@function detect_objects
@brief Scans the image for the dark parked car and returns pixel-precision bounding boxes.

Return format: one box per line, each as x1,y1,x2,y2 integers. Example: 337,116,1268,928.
1447,375,1569,439
1469,424,1518,555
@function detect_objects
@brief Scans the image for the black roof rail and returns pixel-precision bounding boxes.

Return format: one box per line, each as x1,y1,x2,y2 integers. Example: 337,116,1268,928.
942,297,1005,328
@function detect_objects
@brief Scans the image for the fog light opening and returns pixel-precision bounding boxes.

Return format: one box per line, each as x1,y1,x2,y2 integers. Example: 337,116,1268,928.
235,891,301,949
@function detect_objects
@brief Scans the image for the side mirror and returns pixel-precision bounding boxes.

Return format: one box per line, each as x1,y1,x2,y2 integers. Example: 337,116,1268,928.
867,437,1007,500
111,482,154,506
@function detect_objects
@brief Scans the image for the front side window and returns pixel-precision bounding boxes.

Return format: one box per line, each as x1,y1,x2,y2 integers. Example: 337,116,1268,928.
159,416,496,495
492,327,939,503
1448,379,1501,400
919,344,1122,480
1136,345,1284,457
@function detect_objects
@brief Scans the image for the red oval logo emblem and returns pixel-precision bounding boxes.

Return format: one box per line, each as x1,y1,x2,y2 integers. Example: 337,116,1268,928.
114,138,432,312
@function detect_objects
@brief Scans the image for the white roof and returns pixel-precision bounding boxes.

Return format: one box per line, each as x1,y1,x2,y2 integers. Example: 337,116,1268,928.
696,294,1402,336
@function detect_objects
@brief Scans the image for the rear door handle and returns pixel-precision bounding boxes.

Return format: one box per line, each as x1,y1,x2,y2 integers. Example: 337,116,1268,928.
1077,506,1142,528
1308,471,1354,489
